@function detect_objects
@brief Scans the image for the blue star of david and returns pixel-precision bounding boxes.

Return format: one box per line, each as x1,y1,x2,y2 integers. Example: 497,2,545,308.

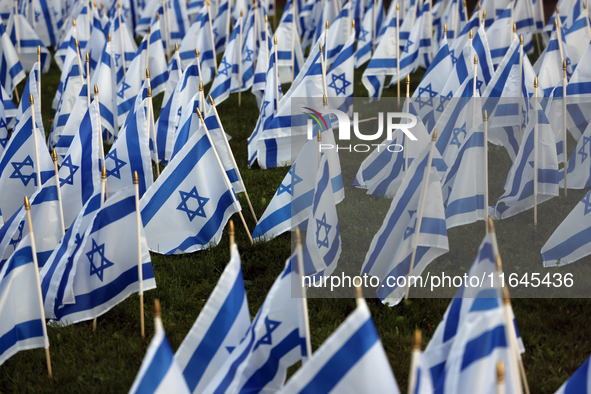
213,27,219,41
450,49,458,65
278,164,303,195
521,107,528,129
404,209,417,240
0,123,8,148
417,83,438,109
359,28,369,42
327,73,351,96
114,53,121,68
315,212,332,249
118,81,132,99
60,155,79,187
583,192,591,215
105,148,127,179
218,58,233,77
35,10,41,22
475,78,484,94
437,92,453,112
122,4,130,18
10,156,36,187
403,39,414,54
254,316,281,351
450,122,467,146
242,48,254,64
177,186,209,221
260,100,271,117
87,239,114,282
9,221,24,249
443,186,452,210
578,136,591,164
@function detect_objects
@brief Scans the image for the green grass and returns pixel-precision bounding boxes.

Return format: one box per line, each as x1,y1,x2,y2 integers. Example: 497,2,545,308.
1,43,590,394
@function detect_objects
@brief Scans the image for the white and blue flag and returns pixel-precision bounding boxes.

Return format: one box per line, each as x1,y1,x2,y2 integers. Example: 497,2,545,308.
92,40,119,139
354,0,384,68
175,243,250,394
6,12,51,72
109,9,137,83
0,19,25,100
485,3,513,67
554,355,591,394
178,4,216,83
52,84,89,159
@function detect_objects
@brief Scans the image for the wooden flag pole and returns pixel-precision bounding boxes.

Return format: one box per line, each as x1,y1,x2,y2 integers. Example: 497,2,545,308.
52,150,66,234
75,38,85,87
404,129,437,300
274,37,280,114
147,86,160,177
318,96,325,164
86,53,91,108
253,2,258,67
194,49,204,90
196,107,254,244
484,110,489,234
319,43,328,99
174,43,182,80
37,46,41,112
207,0,218,72
404,75,410,172
518,34,523,144
29,95,42,191
199,81,205,113
208,95,258,223
482,10,486,28
117,2,127,75
324,21,328,70
94,166,108,331
94,86,107,167
497,361,506,394
295,227,313,363
161,0,172,58
472,54,478,129
396,4,400,99
489,218,530,394
239,10,244,107
229,220,235,254
407,330,422,394
563,59,567,197
133,171,145,338
24,197,53,379
147,19,153,70
533,77,538,226
585,2,591,38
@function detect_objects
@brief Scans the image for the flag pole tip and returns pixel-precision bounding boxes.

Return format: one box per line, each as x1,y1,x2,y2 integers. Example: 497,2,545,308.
240,9,243,16
86,52,90,62
469,29,473,39
355,285,363,301
326,20,329,29
444,23,447,34
37,46,41,55
196,107,203,120
154,299,161,317
413,329,422,350
474,54,478,64
52,149,57,162
396,3,399,9
29,94,34,105
431,128,438,141
108,33,111,42
24,196,30,210
94,85,98,95
208,94,215,106
75,38,79,47
133,171,139,184
563,59,567,69
520,35,523,45
274,36,277,45
534,77,538,88
73,19,76,27
513,23,516,33
175,42,179,52
148,87,152,97
497,361,505,383
406,74,410,83
323,95,327,107
102,166,107,179
146,68,150,79
483,110,488,121
199,81,203,91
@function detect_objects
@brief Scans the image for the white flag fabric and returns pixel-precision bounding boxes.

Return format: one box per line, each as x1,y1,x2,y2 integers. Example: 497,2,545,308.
354,0,384,68
51,186,157,324
178,5,216,83
0,234,47,367
201,255,307,394
562,119,591,189
0,16,26,99
541,188,591,267
175,243,250,394
52,84,89,160
6,13,51,72
129,315,190,394
0,106,53,221
93,40,119,138
140,128,240,254
279,299,400,394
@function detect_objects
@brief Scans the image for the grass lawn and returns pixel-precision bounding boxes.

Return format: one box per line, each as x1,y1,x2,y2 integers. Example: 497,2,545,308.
1,40,590,393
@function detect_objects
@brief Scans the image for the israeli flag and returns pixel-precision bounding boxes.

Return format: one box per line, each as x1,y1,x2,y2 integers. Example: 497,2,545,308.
109,9,137,84
491,102,559,220
0,234,48,367
280,299,401,394
0,107,53,221
0,87,8,158
187,0,204,24
154,51,182,164
361,142,449,306
422,232,523,393
251,22,272,107
1,86,16,128
163,0,190,49
561,120,591,189
51,186,156,324
0,176,62,269
211,0,230,52
57,101,102,228
170,95,210,160
92,40,118,139
555,355,591,394
513,0,535,36
326,30,355,113
6,13,51,73
325,2,351,67
178,5,216,84
201,256,307,394
541,189,591,267
441,122,486,229
52,84,89,160
253,126,344,241
15,63,44,137
39,189,102,319
354,0,384,68
302,154,341,277
537,23,572,97
485,3,513,67
135,0,160,36
471,25,495,91
564,3,591,70
105,99,153,199
175,243,250,394
86,7,109,78
53,32,79,109
27,0,60,47
313,0,338,46
274,0,305,84
0,19,25,100
130,313,190,394
140,128,241,254
51,59,85,150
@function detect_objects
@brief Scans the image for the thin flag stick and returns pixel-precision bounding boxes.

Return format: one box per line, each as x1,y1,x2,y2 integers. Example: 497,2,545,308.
562,59,567,196
407,330,421,394
274,37,280,115
484,110,489,234
30,95,42,190
118,1,127,75
162,0,172,58
195,49,204,89
489,218,529,394
518,34,523,144
295,227,313,363
404,129,437,300
239,11,244,107
555,14,565,63
199,81,205,113
396,4,400,98
253,2,258,65
51,150,66,234
37,46,41,112
86,53,91,107
533,77,538,226
208,95,258,223
94,166,107,331
324,21,328,70
133,171,145,338
75,38,85,87
146,22,152,71
94,85,107,167
24,196,53,379
497,361,506,394
147,86,160,177
174,43,182,80
207,0,218,72
585,2,591,38
229,220,235,254
319,43,328,99
472,54,478,129
404,75,410,172
197,107,254,243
